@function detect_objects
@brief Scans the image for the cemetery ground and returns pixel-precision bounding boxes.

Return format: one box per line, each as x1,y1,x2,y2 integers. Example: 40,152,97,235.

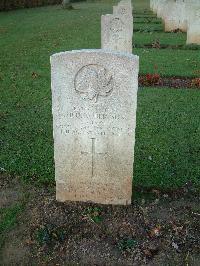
0,0,200,264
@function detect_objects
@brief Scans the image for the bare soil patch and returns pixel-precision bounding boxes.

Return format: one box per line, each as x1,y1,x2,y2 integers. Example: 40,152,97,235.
0,176,200,265
134,21,161,24
134,44,200,50
139,75,200,89
134,28,162,32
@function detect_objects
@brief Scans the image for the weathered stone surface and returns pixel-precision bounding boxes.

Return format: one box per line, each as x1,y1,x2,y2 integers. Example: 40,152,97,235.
186,1,200,26
156,0,168,19
51,49,139,205
101,0,133,53
113,1,133,44
113,3,132,17
186,7,200,44
150,0,155,11
187,23,200,44
162,0,200,32
101,14,133,53
163,0,187,32
175,0,187,31
152,0,161,14
118,0,132,9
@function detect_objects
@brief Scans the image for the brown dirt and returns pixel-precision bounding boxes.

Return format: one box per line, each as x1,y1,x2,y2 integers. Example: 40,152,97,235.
139,75,200,89
134,21,161,24
0,176,200,266
134,44,200,50
0,176,22,209
134,28,162,32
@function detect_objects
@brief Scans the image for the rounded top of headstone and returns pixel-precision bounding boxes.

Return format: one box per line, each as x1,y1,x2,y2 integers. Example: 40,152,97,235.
50,49,139,62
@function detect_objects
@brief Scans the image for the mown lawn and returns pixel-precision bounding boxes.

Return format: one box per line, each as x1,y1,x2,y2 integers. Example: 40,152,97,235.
0,203,24,249
0,0,200,189
135,88,200,188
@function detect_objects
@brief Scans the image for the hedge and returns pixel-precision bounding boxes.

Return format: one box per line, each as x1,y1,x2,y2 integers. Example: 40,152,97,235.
0,0,86,11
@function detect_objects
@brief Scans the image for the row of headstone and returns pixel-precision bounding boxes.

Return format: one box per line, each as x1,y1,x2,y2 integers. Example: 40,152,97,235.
50,0,139,205
101,0,133,53
150,0,200,45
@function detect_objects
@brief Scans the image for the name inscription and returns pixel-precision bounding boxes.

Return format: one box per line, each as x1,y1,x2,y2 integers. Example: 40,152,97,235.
57,111,132,137
64,112,124,120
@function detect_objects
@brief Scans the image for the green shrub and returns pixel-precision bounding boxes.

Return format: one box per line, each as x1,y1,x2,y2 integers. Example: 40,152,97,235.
0,0,90,11
0,0,62,11
62,0,70,9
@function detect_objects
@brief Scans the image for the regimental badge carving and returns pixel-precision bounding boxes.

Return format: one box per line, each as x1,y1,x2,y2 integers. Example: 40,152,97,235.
74,64,114,102
110,17,124,38
118,7,127,15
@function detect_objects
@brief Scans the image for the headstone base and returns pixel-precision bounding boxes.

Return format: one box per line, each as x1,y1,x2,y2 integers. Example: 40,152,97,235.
56,179,132,205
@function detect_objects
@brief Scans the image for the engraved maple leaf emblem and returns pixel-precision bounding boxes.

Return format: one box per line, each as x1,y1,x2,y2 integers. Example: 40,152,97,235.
74,64,114,102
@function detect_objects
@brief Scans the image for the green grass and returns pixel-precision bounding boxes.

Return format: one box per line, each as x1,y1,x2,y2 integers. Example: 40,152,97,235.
134,32,187,46
1,85,200,188
0,0,200,189
0,1,199,78
134,48,200,77
134,88,200,188
0,204,24,248
134,17,159,23
134,22,163,31
132,0,150,11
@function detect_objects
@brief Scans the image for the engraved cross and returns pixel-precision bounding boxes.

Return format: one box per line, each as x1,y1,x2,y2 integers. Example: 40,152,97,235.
81,138,108,177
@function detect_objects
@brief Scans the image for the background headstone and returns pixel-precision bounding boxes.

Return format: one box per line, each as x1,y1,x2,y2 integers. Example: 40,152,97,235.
62,0,72,9
163,0,181,32
101,14,133,53
113,1,133,45
118,0,132,9
186,7,200,44
101,0,133,53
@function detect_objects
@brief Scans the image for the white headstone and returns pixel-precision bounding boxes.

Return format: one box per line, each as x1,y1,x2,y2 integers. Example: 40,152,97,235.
152,0,160,14
163,0,181,32
186,1,200,27
163,0,188,32
101,14,133,53
118,0,132,9
113,1,133,44
156,0,168,19
113,3,132,17
101,0,133,53
51,49,139,205
186,7,200,44
150,0,153,10
176,0,187,32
